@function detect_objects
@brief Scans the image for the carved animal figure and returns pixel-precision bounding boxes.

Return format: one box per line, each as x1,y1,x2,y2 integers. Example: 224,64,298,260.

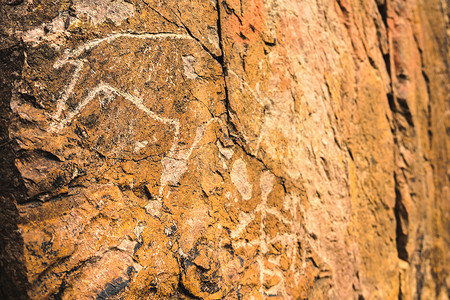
49,33,216,195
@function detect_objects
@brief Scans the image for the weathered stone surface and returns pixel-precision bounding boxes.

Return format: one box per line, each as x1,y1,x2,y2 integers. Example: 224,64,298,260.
0,0,448,299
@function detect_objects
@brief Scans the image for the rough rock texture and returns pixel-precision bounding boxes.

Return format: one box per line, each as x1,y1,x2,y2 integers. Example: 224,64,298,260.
0,0,448,299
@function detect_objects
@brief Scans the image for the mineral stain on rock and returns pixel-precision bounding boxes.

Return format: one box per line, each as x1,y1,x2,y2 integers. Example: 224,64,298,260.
96,277,130,300
0,0,448,299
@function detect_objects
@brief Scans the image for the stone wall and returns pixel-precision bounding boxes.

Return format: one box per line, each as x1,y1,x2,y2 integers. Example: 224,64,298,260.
0,0,448,299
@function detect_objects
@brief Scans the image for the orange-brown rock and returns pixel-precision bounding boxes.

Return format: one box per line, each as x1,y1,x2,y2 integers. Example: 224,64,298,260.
0,0,448,299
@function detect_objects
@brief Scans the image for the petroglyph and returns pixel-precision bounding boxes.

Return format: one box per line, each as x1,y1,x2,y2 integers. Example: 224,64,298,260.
230,169,306,298
49,32,215,198
260,171,275,200
51,32,194,131
144,201,162,218
181,55,198,80
134,141,149,153
230,158,253,200
159,117,218,194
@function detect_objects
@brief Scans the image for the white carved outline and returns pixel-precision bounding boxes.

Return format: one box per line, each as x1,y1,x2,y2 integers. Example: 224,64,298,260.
49,32,216,196
230,170,304,298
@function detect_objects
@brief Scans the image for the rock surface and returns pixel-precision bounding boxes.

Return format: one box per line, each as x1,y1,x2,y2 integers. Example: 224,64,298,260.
0,0,448,299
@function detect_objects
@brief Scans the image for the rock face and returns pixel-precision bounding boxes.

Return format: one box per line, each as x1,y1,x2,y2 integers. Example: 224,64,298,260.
0,0,448,299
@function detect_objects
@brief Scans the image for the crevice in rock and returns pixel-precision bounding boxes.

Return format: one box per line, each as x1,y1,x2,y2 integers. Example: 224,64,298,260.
423,72,433,147
215,0,246,148
377,0,388,29
394,177,409,261
177,274,201,300
216,1,231,115
214,3,274,176
32,254,72,288
381,1,411,286
52,279,67,300
49,255,103,299
169,5,223,65
396,97,415,128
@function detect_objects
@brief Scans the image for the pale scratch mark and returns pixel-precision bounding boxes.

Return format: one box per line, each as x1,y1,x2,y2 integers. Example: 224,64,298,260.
51,77,213,198
114,87,181,154
181,55,198,80
50,83,182,156
134,140,148,153
230,158,253,201
52,59,85,122
159,117,218,195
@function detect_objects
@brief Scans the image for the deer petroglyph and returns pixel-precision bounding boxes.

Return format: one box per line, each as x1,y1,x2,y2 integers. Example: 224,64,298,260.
49,32,215,196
